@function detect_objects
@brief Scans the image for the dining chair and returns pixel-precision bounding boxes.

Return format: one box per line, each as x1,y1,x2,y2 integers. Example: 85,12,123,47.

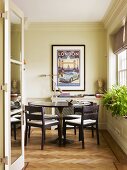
28,102,59,138
63,102,95,135
11,116,21,140
25,105,60,150
63,105,99,149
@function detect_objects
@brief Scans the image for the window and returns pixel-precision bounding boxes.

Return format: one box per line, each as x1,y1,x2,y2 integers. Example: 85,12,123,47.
118,50,127,85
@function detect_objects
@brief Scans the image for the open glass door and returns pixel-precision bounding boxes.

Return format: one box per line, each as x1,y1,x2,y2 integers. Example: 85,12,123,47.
4,0,24,169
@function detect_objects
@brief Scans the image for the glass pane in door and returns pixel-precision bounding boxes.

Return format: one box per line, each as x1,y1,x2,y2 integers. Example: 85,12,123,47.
11,10,21,61
11,63,22,164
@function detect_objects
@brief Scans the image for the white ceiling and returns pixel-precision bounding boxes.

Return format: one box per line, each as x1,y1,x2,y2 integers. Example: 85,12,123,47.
13,0,113,22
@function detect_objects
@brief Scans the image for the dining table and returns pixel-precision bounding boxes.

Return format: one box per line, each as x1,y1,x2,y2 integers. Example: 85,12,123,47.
29,100,72,146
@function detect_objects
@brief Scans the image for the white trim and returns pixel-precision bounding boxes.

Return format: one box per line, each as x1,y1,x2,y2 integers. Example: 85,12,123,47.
4,0,11,169
103,0,127,29
11,59,22,65
4,0,24,169
27,22,105,31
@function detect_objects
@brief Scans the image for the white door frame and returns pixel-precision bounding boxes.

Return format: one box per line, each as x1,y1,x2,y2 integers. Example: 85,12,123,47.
4,0,24,169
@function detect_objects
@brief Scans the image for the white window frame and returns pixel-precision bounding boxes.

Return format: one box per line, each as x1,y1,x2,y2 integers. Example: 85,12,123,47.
117,50,127,86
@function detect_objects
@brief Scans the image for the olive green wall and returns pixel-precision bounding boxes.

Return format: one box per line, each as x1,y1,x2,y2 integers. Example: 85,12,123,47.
24,22,107,98
106,0,127,155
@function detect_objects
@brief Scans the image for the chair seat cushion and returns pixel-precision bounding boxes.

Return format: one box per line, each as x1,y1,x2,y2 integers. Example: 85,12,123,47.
31,112,58,119
28,119,59,125
11,117,21,123
65,119,96,125
45,120,59,125
44,114,58,119
64,114,81,118
13,114,21,119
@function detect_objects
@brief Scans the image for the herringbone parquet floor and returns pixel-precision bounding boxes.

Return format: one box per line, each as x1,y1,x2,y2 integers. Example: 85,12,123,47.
24,129,123,170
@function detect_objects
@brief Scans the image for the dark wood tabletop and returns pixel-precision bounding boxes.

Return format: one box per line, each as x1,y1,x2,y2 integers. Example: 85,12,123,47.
29,101,71,108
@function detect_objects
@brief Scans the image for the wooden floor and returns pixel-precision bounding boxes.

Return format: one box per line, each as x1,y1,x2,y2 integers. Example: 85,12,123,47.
24,128,127,170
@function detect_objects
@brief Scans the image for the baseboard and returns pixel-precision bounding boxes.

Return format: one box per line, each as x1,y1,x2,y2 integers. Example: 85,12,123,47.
99,123,106,129
107,126,127,155
22,162,29,170
101,130,127,163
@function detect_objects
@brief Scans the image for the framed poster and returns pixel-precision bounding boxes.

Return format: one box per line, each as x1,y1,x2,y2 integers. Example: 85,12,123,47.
52,45,85,91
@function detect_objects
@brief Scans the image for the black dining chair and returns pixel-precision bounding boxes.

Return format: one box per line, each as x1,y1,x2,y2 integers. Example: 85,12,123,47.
11,116,21,140
25,105,60,150
28,102,59,139
63,102,95,135
63,104,99,149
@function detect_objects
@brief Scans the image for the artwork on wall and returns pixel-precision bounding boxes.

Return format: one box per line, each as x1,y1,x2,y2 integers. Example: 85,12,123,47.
52,45,85,91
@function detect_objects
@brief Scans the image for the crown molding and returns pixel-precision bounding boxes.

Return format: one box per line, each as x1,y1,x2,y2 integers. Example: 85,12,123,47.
26,22,105,32
103,0,127,29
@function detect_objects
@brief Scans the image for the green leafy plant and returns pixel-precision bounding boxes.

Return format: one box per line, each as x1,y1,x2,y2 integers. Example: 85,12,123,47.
102,85,127,116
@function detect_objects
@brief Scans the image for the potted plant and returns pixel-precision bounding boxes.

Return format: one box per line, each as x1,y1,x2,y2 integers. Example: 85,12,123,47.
102,85,127,117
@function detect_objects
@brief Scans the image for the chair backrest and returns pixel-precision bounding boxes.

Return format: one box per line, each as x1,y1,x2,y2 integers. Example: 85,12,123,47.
74,102,96,115
25,105,44,124
83,104,99,121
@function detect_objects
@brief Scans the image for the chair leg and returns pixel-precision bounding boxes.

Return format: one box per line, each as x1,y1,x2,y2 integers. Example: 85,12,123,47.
25,125,28,146
28,125,31,138
79,126,82,141
74,126,76,135
96,124,100,145
92,125,94,138
41,127,45,150
13,124,16,140
44,129,46,141
57,124,60,144
81,126,84,149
